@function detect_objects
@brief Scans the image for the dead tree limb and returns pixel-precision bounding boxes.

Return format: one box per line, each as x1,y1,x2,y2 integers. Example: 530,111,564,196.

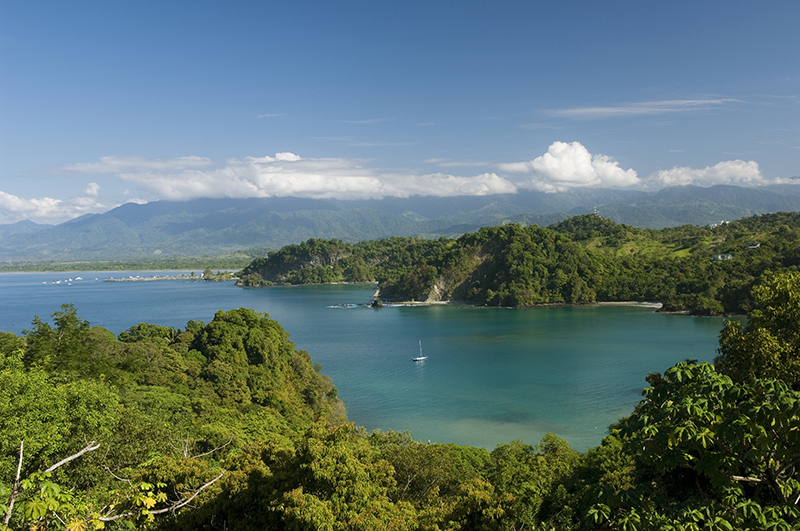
731,475,762,483
192,437,233,459
2,441,25,527
45,442,100,473
99,471,225,522
149,471,225,515
3,440,101,527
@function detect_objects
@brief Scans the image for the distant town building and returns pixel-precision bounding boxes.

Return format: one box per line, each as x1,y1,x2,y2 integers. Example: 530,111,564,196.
712,254,733,261
746,242,761,249
708,221,730,229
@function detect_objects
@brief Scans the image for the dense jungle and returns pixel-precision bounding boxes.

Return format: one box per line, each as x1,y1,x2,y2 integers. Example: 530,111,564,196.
238,212,800,316
1,268,800,529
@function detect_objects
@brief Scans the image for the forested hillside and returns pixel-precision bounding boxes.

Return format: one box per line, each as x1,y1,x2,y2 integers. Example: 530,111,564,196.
0,305,344,529
238,211,800,315
2,273,800,529
3,184,800,262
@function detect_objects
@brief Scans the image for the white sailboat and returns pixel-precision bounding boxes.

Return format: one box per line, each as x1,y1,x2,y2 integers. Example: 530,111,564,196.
412,340,428,361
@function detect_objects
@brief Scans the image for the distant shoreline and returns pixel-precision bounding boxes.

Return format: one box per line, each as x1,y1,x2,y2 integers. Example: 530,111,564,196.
596,301,663,309
375,299,665,310
104,275,193,282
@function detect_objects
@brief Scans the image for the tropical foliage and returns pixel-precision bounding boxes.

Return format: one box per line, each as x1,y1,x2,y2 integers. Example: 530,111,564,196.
1,270,800,529
0,304,343,529
238,212,800,314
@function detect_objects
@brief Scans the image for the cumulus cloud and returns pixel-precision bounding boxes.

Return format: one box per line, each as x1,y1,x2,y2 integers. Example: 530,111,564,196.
499,141,639,192
64,153,517,202
0,183,107,224
644,160,767,187
84,182,100,196
0,192,62,220
379,172,516,197
32,147,784,225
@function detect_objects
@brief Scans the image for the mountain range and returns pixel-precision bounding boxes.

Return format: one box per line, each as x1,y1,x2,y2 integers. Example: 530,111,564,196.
2,184,800,261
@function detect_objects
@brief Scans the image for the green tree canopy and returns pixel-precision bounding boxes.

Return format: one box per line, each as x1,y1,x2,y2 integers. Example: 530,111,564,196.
716,271,800,387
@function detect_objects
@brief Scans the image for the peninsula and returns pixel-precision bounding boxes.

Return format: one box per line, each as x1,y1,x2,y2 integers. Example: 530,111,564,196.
236,212,800,315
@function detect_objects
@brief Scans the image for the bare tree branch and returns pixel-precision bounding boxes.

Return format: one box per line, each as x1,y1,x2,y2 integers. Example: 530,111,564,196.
192,437,233,459
102,465,132,485
4,441,103,526
2,440,24,527
168,433,191,459
731,475,762,483
50,510,67,526
45,442,101,473
4,438,221,527
149,471,225,515
99,471,225,522
169,433,233,460
97,511,136,522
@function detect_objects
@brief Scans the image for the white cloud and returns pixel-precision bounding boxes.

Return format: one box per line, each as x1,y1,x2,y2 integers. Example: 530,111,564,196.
426,159,491,168
246,152,302,163
380,172,517,197
62,155,212,174
645,160,766,187
0,191,61,219
64,153,517,202
84,182,100,196
28,148,785,225
551,99,739,119
499,141,639,192
0,183,108,224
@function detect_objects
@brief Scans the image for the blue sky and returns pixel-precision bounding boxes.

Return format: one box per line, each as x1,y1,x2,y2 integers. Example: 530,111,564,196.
1,1,798,223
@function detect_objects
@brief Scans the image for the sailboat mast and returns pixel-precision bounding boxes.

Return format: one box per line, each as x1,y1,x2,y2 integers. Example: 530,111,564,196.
413,340,427,361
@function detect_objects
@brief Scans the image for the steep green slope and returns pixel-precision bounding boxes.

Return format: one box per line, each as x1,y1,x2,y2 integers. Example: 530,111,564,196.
0,305,344,529
238,212,800,314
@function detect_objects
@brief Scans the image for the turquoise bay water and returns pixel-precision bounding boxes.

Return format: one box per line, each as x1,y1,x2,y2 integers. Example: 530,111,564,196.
0,272,730,450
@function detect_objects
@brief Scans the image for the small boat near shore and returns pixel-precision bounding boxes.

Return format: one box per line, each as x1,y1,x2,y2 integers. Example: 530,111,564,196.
412,340,427,362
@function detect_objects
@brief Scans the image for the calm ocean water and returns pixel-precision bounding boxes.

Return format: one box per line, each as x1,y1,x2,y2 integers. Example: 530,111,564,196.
0,271,731,450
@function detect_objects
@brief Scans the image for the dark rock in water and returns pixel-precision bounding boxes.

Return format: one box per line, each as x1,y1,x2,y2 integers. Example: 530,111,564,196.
371,300,383,308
